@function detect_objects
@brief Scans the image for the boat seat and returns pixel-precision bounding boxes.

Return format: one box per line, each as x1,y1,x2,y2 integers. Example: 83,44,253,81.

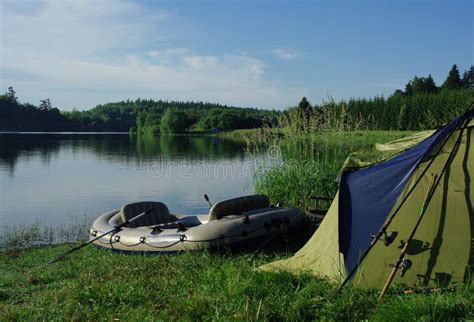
208,195,270,221
120,201,177,228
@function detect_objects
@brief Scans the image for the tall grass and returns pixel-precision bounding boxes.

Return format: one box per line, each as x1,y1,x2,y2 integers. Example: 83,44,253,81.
0,219,90,251
277,100,378,137
251,105,414,210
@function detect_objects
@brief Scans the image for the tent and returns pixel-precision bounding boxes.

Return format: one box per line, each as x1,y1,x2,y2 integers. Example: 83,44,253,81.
260,105,474,289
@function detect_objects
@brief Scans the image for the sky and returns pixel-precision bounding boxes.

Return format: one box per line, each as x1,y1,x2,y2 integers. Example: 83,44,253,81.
0,0,472,111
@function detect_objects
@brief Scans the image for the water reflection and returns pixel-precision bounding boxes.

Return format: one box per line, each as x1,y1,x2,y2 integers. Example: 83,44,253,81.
0,133,249,175
0,133,261,234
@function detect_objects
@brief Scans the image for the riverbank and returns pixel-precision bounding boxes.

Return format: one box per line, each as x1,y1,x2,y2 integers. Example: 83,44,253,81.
2,244,473,320
220,127,416,141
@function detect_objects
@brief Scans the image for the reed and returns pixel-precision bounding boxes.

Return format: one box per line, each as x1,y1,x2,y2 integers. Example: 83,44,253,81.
0,218,91,251
253,131,412,211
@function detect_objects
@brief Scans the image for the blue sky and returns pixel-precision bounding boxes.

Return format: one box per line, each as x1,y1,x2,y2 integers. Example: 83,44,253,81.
0,0,472,110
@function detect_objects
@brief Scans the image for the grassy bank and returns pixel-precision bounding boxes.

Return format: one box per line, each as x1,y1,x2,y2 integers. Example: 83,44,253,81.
2,244,473,320
253,131,415,210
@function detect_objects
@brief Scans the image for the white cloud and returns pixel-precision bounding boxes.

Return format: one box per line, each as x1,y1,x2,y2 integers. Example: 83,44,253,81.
0,0,304,109
183,56,219,70
146,50,162,58
272,48,301,60
146,48,190,59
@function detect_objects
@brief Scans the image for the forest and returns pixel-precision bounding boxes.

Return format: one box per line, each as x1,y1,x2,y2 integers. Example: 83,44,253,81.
0,64,472,133
283,64,473,133
0,90,276,133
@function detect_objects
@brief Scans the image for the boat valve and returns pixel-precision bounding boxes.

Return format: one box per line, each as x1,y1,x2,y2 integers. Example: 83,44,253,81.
139,237,146,244
151,226,163,235
91,230,97,237
384,230,398,246
400,258,412,277
177,223,187,232
114,235,120,242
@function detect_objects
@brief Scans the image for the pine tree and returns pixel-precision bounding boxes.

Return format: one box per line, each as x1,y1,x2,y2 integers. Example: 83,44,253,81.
297,96,312,130
297,97,312,115
425,75,438,93
5,86,17,103
442,64,462,90
404,82,413,96
461,65,474,89
404,76,438,95
39,98,52,111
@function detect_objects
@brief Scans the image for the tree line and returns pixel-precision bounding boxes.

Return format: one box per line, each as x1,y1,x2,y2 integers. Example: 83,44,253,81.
0,87,71,131
289,64,473,132
1,64,472,133
0,89,276,133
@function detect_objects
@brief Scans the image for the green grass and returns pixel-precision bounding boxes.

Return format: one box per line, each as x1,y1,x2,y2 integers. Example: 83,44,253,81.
2,244,473,320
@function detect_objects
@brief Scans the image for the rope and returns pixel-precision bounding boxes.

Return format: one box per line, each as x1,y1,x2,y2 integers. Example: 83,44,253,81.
91,221,290,250
142,240,182,249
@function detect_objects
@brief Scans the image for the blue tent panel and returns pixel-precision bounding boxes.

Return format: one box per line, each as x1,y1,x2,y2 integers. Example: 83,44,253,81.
338,116,462,275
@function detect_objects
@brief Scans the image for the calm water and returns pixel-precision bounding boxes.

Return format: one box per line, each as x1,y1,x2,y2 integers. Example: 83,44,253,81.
0,133,271,236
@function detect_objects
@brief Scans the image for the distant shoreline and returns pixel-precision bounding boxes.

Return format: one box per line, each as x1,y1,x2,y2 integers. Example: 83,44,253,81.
0,131,129,134
0,131,243,139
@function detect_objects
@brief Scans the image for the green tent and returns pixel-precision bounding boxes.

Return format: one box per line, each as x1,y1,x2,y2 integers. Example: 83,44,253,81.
261,106,474,289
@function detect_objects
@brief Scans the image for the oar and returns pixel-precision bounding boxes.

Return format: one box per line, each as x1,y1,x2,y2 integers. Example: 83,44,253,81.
378,174,437,300
204,194,213,208
48,208,154,264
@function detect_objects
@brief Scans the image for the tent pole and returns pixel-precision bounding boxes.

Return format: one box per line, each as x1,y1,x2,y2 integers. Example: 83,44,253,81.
338,106,472,291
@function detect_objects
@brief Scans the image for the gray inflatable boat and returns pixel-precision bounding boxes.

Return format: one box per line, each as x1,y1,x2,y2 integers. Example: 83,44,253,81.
89,195,304,254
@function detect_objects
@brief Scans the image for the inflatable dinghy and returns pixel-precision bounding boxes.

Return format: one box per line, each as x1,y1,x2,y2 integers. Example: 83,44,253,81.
89,195,304,254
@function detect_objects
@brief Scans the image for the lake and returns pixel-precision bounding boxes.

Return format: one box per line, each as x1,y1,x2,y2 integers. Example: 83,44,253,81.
0,133,274,244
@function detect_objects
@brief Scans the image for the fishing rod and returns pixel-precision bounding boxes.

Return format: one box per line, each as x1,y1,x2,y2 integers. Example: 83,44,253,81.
48,208,154,264
378,113,469,299
378,174,437,300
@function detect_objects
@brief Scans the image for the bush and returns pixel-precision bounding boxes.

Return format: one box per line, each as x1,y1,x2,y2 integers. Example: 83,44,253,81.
160,109,187,134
